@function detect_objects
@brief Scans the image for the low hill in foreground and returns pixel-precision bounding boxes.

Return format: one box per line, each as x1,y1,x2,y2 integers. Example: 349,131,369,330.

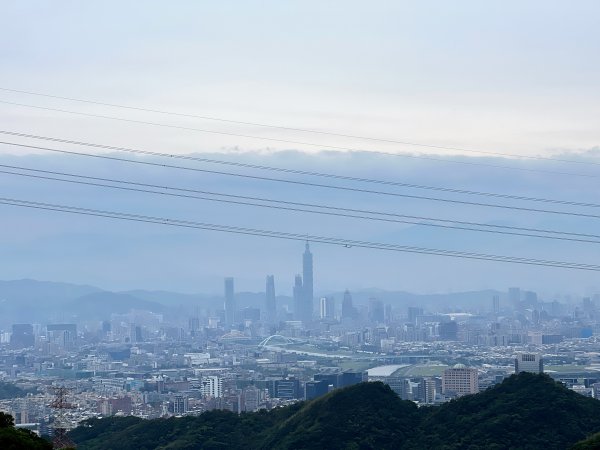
69,373,600,450
0,412,52,450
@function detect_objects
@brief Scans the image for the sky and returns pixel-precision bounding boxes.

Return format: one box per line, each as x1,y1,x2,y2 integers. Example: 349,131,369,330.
2,1,600,155
1,1,599,297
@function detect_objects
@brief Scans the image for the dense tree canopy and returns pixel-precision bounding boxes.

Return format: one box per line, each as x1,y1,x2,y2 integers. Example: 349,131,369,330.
70,374,600,450
0,412,52,450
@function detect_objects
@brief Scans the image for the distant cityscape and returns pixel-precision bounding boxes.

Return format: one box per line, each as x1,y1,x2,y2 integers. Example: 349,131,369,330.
1,242,600,438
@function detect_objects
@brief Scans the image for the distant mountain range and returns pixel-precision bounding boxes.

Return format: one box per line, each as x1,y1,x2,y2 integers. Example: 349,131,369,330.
67,373,600,450
0,278,504,326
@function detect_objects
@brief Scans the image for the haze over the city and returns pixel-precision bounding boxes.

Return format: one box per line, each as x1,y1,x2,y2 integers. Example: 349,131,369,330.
2,3,600,449
2,1,600,295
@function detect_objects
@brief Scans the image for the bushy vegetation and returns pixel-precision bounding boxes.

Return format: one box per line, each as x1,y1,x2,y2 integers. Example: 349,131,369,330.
70,403,304,450
0,412,52,450
263,382,420,450
70,373,600,450
406,372,600,450
572,432,600,450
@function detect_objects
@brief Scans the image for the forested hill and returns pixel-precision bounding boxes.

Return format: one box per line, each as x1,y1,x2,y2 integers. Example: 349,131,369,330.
0,412,52,449
69,373,600,450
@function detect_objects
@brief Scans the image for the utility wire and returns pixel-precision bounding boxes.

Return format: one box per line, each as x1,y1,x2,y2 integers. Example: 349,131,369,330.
1,196,599,271
2,140,600,220
1,101,599,179
3,161,598,237
0,86,596,166
3,165,600,244
3,130,600,209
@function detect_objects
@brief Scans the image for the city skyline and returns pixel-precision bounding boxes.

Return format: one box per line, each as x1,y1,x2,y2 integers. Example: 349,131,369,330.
2,2,600,448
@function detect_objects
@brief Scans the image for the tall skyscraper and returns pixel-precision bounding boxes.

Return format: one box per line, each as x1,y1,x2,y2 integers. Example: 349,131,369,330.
408,306,424,325
368,298,384,323
302,242,314,323
224,277,235,327
319,297,335,320
341,290,356,319
265,275,276,324
492,295,500,314
293,274,304,322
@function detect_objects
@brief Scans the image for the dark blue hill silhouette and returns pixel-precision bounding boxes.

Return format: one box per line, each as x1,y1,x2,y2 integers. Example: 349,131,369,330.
69,373,600,450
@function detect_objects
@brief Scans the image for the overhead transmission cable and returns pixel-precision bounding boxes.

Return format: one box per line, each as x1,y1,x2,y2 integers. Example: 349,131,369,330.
1,196,599,271
2,140,600,220
3,130,600,208
1,101,598,179
0,86,596,166
3,164,600,244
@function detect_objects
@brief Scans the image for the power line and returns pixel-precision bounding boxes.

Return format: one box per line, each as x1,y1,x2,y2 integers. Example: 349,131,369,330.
0,86,596,166
2,140,600,220
4,130,600,208
3,165,600,244
1,195,599,271
2,100,599,180
4,161,599,237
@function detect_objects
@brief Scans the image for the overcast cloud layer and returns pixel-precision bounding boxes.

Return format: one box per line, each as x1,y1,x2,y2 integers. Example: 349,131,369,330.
1,1,599,298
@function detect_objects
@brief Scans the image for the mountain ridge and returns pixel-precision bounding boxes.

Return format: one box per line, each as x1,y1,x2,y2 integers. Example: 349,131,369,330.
68,373,600,450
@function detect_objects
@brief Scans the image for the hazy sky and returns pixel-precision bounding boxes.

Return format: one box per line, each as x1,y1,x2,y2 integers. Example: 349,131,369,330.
1,1,599,156
1,2,600,297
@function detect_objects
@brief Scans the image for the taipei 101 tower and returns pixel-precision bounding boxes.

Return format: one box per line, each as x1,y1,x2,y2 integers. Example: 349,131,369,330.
302,242,314,323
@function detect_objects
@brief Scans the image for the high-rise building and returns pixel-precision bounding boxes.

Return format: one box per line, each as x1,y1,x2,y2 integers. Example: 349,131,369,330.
201,376,223,398
442,364,479,398
439,320,458,341
224,277,236,327
242,386,260,412
385,304,393,324
293,274,304,322
46,324,77,350
302,242,314,324
508,287,521,308
131,325,143,343
408,307,424,324
492,295,500,314
583,297,594,315
172,395,188,414
416,377,437,404
10,324,34,349
368,298,384,323
305,380,329,400
524,290,538,307
188,317,200,335
265,275,276,324
319,297,335,320
515,353,543,374
341,290,356,319
275,378,301,399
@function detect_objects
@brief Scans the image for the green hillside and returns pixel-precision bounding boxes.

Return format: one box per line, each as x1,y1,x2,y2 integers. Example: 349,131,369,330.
0,412,52,450
408,372,600,449
70,373,600,450
572,432,600,450
262,381,419,449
